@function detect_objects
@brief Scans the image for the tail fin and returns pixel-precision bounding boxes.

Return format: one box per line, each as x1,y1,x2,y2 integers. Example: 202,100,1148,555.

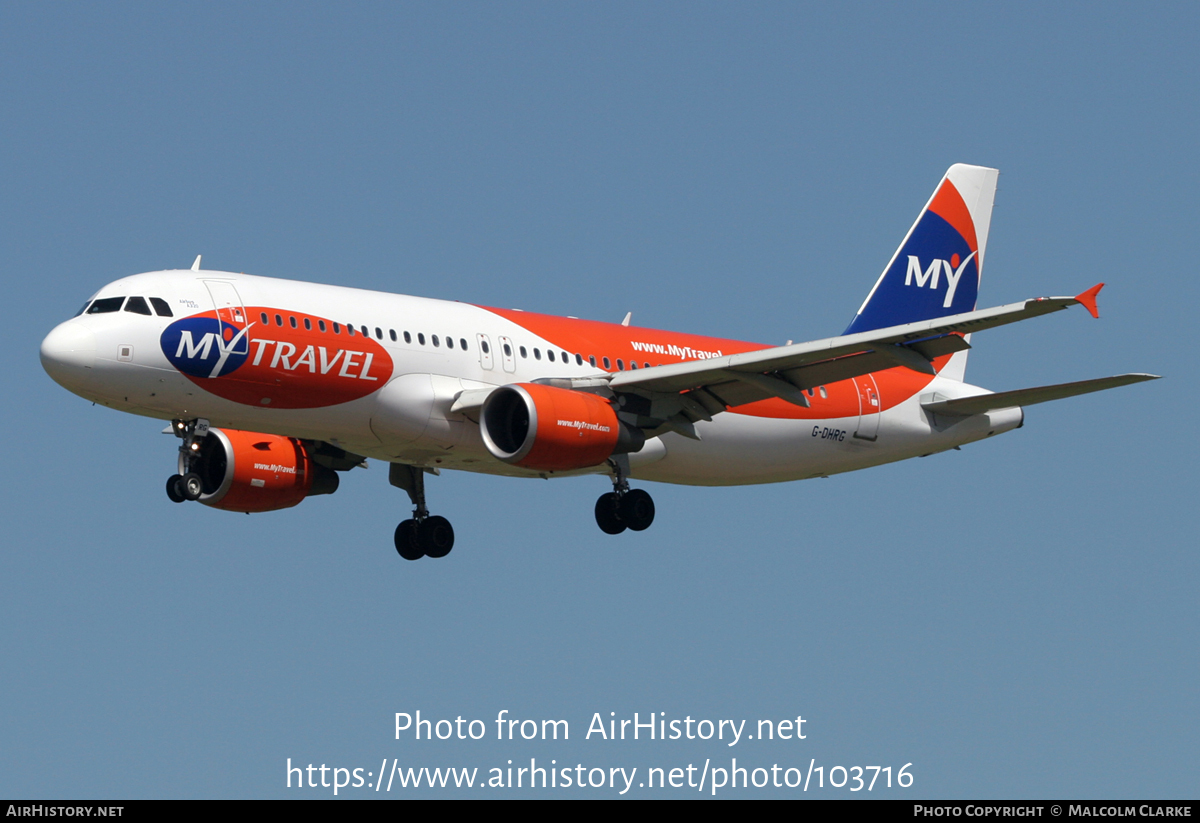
844,164,999,339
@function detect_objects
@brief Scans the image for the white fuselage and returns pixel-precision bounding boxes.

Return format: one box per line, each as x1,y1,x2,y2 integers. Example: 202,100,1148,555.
41,269,1021,487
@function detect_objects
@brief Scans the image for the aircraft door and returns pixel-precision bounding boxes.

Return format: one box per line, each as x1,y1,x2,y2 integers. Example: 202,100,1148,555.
497,336,517,373
204,280,250,357
476,333,494,370
853,374,880,441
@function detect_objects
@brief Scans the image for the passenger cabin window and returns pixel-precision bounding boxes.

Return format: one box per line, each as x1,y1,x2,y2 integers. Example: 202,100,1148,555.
481,340,489,354
304,318,312,330
576,354,584,366
589,355,596,367
389,330,397,342
348,325,356,336
446,336,454,350
290,316,297,328
149,298,173,317
332,322,341,333
375,327,383,339
432,335,440,347
87,297,124,314
561,351,569,362
547,350,555,362
534,348,542,360
602,357,611,370
418,333,425,345
123,296,152,315
519,346,527,358
260,312,269,324
361,325,368,337
275,314,283,326
459,338,467,350
404,331,411,343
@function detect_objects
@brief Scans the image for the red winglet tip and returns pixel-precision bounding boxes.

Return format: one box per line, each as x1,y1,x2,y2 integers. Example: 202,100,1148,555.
1075,282,1104,319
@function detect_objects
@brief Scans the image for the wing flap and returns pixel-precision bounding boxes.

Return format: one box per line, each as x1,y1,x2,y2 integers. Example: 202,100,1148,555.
920,373,1161,416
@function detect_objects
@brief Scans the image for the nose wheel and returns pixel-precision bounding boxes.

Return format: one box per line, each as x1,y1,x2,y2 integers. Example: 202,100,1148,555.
164,419,210,504
594,457,655,534
390,464,455,561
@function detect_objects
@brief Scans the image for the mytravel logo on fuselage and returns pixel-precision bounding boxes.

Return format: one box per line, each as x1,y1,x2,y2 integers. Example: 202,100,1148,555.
162,316,252,378
160,308,394,409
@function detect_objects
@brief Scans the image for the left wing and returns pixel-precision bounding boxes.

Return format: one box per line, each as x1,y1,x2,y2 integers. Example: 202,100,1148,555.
583,290,1095,436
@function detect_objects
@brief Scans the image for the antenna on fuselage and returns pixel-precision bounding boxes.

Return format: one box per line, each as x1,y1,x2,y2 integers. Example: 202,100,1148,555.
621,312,632,326
191,255,202,271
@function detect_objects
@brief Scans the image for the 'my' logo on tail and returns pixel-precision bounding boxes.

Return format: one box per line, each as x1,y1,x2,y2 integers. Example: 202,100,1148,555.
904,251,977,309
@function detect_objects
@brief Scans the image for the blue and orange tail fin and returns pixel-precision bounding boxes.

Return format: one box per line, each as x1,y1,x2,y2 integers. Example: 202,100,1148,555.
844,164,999,337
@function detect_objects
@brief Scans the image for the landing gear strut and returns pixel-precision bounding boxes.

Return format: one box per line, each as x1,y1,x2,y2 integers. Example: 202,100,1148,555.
390,463,455,561
166,418,210,503
594,455,655,535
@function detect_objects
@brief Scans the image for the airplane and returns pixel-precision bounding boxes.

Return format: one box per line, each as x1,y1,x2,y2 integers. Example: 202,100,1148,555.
40,164,1158,561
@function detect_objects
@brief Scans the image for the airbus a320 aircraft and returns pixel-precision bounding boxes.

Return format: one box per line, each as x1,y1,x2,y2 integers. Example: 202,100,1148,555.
40,165,1158,561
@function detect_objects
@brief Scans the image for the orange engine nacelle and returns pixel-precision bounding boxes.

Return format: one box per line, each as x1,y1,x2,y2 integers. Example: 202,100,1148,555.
480,383,645,472
184,428,339,513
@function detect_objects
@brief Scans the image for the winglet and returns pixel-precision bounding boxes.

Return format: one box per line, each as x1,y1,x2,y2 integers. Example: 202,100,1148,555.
1075,283,1103,319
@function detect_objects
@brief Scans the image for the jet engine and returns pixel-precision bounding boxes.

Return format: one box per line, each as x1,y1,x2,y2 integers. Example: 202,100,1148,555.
183,428,339,513
480,383,645,471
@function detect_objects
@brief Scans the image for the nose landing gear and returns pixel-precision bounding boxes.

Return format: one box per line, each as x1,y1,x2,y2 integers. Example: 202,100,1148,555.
165,418,210,503
594,456,655,535
390,463,455,561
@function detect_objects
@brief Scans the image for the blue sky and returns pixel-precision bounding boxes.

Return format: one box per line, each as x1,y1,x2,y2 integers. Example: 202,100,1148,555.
2,3,1195,798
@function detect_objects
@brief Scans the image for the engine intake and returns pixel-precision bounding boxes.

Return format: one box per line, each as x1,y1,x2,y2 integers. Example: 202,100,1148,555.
480,383,645,471
184,428,339,513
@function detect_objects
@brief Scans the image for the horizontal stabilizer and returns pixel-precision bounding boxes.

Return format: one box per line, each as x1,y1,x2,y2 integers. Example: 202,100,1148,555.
922,373,1160,416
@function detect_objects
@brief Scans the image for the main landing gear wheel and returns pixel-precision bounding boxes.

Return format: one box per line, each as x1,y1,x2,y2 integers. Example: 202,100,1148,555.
394,520,423,561
595,492,626,534
595,455,655,536
166,474,186,503
619,488,655,531
389,464,455,561
420,516,455,558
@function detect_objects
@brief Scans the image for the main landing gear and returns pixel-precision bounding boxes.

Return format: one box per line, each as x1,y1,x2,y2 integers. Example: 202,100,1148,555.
166,418,210,503
390,463,455,561
594,455,655,535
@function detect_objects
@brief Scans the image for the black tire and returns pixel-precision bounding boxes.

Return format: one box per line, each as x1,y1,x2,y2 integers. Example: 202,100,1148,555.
619,488,655,531
180,472,204,501
394,520,423,561
594,492,626,535
420,516,455,558
166,474,186,503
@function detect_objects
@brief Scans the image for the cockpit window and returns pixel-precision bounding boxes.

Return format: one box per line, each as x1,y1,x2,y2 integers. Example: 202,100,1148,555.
75,301,91,316
124,296,152,315
149,297,173,317
87,297,125,314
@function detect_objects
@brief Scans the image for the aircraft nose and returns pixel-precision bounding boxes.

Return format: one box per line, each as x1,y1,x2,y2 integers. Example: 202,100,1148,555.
41,321,96,387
